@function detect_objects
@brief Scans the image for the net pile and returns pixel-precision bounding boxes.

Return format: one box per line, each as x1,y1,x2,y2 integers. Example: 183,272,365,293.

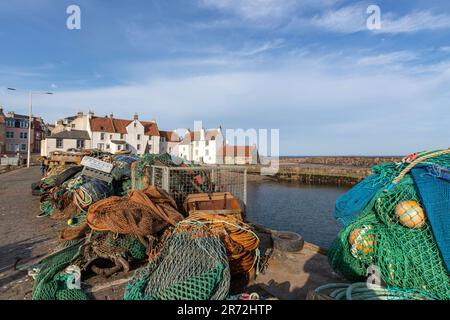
32,240,87,300
86,186,184,236
329,150,450,299
30,153,183,300
180,212,260,275
124,224,230,300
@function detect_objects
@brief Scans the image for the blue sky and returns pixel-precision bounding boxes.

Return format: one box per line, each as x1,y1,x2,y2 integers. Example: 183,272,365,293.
1,0,450,155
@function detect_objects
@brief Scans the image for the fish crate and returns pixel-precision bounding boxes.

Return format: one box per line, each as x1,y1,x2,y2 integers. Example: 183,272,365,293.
150,165,248,211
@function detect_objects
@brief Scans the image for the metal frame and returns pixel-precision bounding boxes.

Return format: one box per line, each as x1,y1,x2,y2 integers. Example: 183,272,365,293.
150,165,248,208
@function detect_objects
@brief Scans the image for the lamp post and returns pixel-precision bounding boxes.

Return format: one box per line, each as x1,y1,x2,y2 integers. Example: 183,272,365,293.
7,88,53,168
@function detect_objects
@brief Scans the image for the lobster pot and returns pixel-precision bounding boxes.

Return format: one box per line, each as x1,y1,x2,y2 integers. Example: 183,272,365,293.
149,165,247,210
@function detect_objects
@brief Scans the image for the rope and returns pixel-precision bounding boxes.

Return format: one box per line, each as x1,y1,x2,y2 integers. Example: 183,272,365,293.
388,148,450,190
179,213,260,275
315,282,437,300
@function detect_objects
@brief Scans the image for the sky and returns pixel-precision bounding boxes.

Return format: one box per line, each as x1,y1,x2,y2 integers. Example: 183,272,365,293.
0,0,450,156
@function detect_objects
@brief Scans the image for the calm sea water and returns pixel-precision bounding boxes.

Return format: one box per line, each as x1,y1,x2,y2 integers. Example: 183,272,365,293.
246,181,350,248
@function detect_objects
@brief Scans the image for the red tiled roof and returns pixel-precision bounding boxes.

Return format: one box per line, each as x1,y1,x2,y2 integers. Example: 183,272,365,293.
160,130,180,142
184,130,221,141
141,121,160,136
218,146,256,157
89,117,160,136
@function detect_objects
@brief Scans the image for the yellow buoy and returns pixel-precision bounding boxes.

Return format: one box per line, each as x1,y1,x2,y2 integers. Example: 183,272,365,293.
349,226,375,258
395,200,426,228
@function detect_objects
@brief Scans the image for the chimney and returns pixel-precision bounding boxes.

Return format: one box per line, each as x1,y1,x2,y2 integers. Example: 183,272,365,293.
109,112,114,119
134,113,139,121
77,112,84,118
88,111,94,119
7,111,14,118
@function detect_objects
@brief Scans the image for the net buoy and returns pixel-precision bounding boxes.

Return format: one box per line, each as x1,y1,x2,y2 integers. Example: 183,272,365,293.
395,200,426,228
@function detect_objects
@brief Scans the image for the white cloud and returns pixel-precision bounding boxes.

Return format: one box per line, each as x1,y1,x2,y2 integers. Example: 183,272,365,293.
356,51,417,66
3,51,449,155
200,0,339,20
286,5,450,35
380,11,450,33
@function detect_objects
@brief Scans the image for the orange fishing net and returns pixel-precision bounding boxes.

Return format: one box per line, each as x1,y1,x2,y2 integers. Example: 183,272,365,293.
86,186,184,237
180,212,260,275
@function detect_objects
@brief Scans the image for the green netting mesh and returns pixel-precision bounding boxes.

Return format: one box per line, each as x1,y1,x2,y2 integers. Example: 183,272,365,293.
329,152,450,299
124,226,230,300
32,240,86,300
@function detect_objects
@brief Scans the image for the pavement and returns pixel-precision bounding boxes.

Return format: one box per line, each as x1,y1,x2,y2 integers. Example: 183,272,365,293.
0,166,342,300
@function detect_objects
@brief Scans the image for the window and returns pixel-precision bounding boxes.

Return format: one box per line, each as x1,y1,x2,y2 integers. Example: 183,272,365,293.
71,124,75,128
6,132,14,138
161,137,166,142
6,120,14,127
56,138,63,148
137,134,141,140
205,149,209,156
117,145,121,151
77,140,85,149
110,134,113,139
15,120,21,128
21,144,26,151
137,144,141,150
120,134,124,139
97,143,104,150
100,133,105,140
106,144,110,149
20,132,28,139
206,141,209,147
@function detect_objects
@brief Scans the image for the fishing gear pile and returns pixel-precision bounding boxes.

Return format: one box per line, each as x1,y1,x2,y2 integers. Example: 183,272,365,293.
30,152,259,300
329,149,450,300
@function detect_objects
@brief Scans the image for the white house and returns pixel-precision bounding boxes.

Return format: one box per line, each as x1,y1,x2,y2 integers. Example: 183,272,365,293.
41,112,161,156
41,129,92,156
178,128,224,164
159,130,181,155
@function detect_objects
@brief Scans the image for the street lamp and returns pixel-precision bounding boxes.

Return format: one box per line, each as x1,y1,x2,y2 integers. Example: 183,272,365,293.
7,87,53,168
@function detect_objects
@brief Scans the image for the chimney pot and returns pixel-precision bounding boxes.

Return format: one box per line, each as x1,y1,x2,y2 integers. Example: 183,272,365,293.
134,113,139,120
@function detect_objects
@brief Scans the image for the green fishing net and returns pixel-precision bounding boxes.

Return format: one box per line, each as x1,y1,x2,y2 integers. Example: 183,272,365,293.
32,240,86,300
329,153,450,299
124,226,230,300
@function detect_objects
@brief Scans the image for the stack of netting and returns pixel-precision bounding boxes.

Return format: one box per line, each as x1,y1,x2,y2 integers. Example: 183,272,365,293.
31,153,172,300
86,186,184,237
180,212,260,275
329,149,450,300
31,239,88,300
124,223,231,300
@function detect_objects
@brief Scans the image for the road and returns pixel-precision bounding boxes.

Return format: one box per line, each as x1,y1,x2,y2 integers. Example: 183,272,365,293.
0,166,59,299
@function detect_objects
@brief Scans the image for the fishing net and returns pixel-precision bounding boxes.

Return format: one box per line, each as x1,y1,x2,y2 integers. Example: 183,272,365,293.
124,224,230,300
86,186,183,236
181,213,260,275
329,150,450,299
32,240,86,300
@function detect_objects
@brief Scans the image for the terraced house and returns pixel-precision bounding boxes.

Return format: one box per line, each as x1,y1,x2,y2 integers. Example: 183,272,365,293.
0,107,46,155
41,111,161,156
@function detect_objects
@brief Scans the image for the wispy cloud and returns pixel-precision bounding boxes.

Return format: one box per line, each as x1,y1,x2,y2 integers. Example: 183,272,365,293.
199,0,339,20
381,10,450,33
285,5,450,35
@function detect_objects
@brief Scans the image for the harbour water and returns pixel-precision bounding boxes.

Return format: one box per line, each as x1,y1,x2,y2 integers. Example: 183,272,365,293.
246,181,350,249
